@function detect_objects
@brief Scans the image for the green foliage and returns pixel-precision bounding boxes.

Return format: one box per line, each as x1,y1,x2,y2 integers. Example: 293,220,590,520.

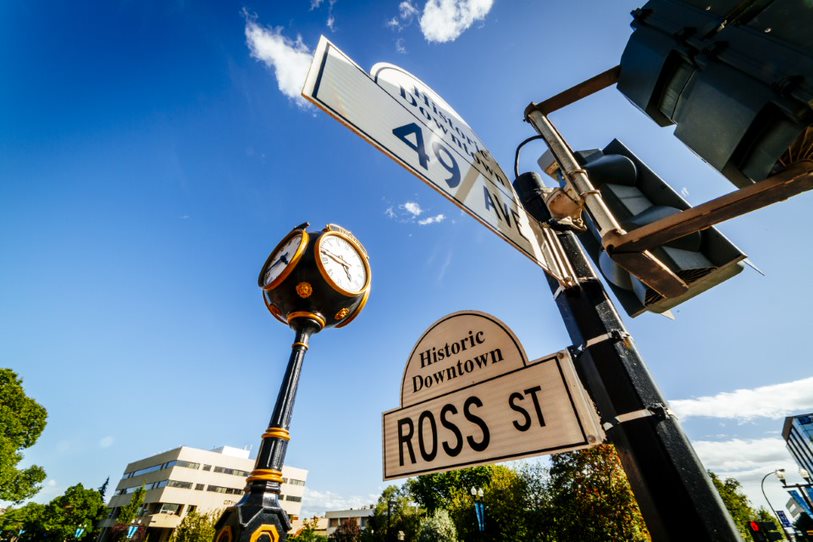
416,509,457,542
0,369,48,503
0,483,105,542
115,485,146,525
406,466,493,513
547,444,649,542
363,486,421,542
290,517,328,542
0,502,44,541
709,471,761,539
169,510,218,542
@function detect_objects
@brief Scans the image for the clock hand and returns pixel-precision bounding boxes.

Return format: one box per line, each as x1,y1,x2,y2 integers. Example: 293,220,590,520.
323,251,351,269
270,253,290,268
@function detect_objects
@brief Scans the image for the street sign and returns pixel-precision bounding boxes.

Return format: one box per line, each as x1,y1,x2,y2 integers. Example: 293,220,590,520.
301,37,558,274
382,311,603,480
776,510,791,528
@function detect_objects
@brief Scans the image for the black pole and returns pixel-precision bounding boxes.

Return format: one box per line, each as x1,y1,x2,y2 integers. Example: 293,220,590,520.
214,319,321,542
547,231,741,541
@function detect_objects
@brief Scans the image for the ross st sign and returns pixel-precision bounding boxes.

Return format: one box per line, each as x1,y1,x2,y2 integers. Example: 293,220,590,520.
382,311,604,479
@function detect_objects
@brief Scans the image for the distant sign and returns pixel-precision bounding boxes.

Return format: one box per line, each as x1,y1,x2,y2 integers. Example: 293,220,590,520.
776,510,791,528
382,311,604,480
301,37,557,274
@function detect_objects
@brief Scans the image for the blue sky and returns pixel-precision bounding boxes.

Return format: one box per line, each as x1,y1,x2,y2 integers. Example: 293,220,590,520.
3,0,812,518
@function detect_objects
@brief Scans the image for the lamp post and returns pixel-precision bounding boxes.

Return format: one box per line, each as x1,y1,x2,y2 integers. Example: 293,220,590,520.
213,223,371,542
470,487,485,536
779,469,813,513
761,469,791,539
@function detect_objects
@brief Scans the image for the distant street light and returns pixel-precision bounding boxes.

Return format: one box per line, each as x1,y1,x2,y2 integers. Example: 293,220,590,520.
471,486,485,535
213,223,371,542
761,469,791,539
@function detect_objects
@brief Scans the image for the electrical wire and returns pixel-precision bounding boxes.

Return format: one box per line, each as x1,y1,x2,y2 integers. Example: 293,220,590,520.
514,135,546,179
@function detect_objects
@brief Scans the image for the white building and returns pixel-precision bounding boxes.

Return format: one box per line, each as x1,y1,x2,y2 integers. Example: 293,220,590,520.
325,507,375,537
100,445,307,542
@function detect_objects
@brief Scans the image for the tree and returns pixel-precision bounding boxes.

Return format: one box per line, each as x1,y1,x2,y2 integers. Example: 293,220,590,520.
442,466,527,542
417,509,457,542
0,502,44,542
546,444,649,542
290,517,328,542
115,485,146,525
169,510,218,542
98,476,110,500
407,466,493,513
36,483,107,541
332,518,361,542
709,471,761,540
364,486,421,542
0,369,47,502
0,483,105,542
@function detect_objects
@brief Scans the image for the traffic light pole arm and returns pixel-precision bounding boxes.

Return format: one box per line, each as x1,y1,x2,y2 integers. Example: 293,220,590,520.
605,160,813,254
524,66,620,116
524,110,689,299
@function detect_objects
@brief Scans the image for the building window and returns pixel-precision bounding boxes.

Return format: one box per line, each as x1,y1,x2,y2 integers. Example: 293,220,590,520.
286,479,306,487
213,466,250,477
195,484,205,491
202,464,212,471
167,480,194,490
329,519,339,528
158,503,182,515
285,496,302,502
206,485,242,495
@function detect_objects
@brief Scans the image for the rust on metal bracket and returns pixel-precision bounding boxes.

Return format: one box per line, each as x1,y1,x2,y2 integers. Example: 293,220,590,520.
525,66,621,118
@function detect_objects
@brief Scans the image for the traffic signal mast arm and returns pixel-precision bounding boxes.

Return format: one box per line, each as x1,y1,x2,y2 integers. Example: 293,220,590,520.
524,108,689,300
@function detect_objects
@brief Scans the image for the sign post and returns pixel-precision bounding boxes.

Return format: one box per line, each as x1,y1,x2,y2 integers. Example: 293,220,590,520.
382,311,603,479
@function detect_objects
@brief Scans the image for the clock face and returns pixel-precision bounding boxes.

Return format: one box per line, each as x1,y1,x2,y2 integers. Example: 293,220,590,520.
262,232,304,289
317,233,369,295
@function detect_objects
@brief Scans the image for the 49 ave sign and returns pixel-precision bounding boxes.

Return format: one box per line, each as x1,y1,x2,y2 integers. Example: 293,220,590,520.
301,37,557,274
382,311,604,480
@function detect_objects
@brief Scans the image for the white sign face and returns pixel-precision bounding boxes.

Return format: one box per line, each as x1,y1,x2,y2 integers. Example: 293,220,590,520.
301,37,556,273
383,350,604,480
401,311,528,407
382,311,604,480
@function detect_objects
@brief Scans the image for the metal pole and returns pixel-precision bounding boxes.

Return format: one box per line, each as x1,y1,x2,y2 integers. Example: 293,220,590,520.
213,319,321,542
516,108,742,541
762,472,792,540
539,231,740,541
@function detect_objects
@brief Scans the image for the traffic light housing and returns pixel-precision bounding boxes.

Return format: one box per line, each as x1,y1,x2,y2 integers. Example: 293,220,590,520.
617,0,813,187
573,139,745,317
752,520,784,542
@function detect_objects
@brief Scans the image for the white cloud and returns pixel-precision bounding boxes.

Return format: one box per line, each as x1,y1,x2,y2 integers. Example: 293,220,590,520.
387,1,418,32
310,0,324,9
419,0,494,43
691,437,799,508
418,213,445,225
671,376,813,421
400,1,419,19
301,488,376,517
244,18,313,108
396,38,407,54
99,435,115,448
327,14,336,31
385,200,446,226
403,201,423,216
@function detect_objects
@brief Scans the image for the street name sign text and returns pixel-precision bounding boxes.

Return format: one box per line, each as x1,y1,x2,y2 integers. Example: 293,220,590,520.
382,311,604,479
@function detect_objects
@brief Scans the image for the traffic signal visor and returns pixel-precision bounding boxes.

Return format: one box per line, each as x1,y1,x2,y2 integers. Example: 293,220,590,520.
573,140,746,317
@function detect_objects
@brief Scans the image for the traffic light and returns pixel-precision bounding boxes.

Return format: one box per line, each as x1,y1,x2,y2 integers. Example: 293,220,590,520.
747,521,768,542
617,0,813,188
572,139,745,317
